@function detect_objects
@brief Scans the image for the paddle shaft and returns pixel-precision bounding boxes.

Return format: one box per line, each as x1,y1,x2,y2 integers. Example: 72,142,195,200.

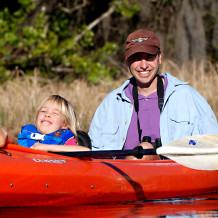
52,147,157,158
51,135,218,170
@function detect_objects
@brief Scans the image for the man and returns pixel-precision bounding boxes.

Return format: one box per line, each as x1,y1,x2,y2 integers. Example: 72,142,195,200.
88,29,218,159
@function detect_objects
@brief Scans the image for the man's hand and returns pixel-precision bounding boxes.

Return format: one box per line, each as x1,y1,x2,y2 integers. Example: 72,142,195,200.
126,142,161,160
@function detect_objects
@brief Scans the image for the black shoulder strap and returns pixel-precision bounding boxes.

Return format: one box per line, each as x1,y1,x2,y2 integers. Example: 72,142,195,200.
132,79,142,143
157,74,164,112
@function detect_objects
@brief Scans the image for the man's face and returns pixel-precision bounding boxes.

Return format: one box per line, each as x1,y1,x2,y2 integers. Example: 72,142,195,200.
127,52,162,88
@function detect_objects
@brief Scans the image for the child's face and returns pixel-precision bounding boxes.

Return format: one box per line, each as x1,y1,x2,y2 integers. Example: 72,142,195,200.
36,101,68,135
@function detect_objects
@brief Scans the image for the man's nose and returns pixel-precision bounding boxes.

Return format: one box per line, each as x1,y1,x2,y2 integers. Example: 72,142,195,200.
139,59,148,68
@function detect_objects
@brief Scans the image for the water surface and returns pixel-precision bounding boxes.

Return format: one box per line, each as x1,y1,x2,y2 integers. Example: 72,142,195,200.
0,194,217,217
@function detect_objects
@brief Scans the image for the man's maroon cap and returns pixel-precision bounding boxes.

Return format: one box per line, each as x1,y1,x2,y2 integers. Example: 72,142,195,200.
125,29,160,60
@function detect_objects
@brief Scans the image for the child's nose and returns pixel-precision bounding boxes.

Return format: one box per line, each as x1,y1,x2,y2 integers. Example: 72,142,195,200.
45,112,51,117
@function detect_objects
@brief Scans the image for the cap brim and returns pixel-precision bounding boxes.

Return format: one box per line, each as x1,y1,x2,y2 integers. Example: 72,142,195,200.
126,45,158,59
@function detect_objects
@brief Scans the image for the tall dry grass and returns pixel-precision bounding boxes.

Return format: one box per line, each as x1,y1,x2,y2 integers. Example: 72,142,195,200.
161,60,218,114
0,60,217,136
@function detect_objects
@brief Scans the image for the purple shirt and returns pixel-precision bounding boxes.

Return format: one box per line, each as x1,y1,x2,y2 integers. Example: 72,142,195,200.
124,75,168,149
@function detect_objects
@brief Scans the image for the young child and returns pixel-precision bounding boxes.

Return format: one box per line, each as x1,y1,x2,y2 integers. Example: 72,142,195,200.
18,95,90,152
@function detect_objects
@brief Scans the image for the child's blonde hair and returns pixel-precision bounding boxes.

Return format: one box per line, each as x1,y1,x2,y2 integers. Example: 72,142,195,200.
35,95,79,138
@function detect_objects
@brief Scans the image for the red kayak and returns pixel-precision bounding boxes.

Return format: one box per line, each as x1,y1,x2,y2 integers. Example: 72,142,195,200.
0,144,217,207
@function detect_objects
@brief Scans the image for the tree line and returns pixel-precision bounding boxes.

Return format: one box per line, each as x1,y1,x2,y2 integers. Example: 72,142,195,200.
0,0,217,83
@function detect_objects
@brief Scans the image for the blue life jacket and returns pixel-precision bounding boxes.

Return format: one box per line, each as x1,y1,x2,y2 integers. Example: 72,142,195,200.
18,124,74,148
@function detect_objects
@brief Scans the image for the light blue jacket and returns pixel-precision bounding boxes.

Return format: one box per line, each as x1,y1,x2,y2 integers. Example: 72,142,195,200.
89,73,218,150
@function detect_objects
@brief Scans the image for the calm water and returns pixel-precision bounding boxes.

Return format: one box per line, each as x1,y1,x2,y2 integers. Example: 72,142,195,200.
0,194,217,218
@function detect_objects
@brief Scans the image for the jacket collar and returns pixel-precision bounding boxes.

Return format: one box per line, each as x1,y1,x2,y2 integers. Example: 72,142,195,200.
163,72,188,100
116,73,188,105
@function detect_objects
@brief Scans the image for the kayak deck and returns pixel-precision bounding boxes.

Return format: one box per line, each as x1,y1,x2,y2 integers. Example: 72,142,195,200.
0,144,217,207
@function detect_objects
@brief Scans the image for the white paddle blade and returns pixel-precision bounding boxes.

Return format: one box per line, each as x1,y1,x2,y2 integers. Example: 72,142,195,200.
157,135,218,170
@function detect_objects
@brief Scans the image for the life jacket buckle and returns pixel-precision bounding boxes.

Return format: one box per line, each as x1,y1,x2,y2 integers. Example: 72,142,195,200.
30,133,45,141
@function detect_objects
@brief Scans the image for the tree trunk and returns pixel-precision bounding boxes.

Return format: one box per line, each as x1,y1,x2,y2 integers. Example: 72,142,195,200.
174,0,206,65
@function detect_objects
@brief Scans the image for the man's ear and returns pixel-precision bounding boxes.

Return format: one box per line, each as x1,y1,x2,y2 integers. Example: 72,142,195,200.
158,52,162,65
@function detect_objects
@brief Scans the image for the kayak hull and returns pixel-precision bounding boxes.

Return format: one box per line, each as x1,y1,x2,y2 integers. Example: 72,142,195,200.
0,144,217,207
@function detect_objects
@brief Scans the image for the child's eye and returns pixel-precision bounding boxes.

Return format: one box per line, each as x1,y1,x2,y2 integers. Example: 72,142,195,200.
53,111,60,115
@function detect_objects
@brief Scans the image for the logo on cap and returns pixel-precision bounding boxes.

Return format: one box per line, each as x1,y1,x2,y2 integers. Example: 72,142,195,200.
131,37,149,43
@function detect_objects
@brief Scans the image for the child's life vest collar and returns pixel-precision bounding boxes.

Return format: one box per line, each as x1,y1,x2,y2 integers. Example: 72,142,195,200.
18,124,74,148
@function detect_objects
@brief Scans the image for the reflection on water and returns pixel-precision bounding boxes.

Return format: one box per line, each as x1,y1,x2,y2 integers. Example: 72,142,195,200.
0,194,217,217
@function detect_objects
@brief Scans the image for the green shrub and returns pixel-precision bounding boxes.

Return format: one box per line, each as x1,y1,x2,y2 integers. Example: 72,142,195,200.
0,0,139,83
